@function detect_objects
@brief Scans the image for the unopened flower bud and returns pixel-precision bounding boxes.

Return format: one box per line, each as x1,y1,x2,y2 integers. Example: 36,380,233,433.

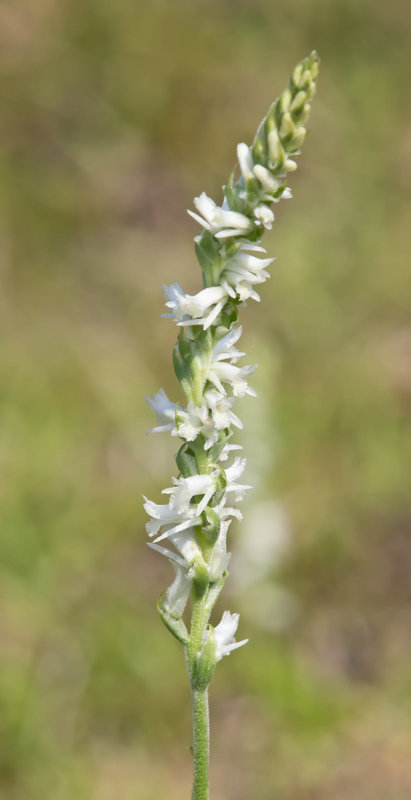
284,158,298,172
290,90,307,114
267,128,282,164
292,63,304,88
279,87,292,113
280,112,294,141
288,126,306,151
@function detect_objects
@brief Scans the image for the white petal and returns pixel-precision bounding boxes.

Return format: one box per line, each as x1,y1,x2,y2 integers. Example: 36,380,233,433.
187,208,212,230
166,563,192,615
194,192,217,222
237,142,255,182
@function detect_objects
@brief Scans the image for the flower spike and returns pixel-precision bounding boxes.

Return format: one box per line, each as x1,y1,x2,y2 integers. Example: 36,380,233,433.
144,52,319,800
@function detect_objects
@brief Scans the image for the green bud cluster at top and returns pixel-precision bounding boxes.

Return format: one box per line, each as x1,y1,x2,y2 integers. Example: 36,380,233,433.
197,50,319,290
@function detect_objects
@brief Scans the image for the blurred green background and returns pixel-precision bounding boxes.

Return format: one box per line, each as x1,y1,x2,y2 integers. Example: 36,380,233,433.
1,0,410,798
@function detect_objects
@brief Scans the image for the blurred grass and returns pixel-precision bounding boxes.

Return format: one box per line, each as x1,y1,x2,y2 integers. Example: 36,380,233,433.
1,0,411,798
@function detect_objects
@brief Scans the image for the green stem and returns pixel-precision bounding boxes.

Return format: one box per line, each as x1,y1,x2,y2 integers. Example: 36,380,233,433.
186,593,212,800
191,686,210,800
186,593,210,674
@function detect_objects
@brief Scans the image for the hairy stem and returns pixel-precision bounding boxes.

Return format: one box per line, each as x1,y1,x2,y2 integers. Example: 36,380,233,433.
186,592,213,799
191,686,210,800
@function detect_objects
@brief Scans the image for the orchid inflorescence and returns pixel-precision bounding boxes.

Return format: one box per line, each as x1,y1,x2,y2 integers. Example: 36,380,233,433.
144,52,319,800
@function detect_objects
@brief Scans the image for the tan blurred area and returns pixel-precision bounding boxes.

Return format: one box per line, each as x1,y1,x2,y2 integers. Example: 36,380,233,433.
0,1,411,798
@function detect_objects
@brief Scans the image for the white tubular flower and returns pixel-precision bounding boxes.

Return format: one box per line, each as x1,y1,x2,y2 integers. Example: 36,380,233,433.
145,388,178,434
221,243,274,302
164,471,219,516
177,390,242,450
225,457,252,502
208,358,257,398
143,496,201,540
162,282,228,330
210,458,251,527
211,325,245,361
206,390,243,434
209,610,248,661
253,204,275,230
188,192,254,239
205,327,257,397
176,402,208,443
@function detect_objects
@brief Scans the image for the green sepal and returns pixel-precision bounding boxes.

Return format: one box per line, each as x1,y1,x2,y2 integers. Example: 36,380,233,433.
157,591,189,645
207,431,230,463
219,301,239,329
195,230,221,286
173,328,211,404
200,507,221,545
252,116,270,168
175,442,198,477
177,328,195,363
209,465,227,507
224,171,247,214
205,573,227,614
173,341,193,399
192,555,210,598
193,626,216,690
245,180,262,207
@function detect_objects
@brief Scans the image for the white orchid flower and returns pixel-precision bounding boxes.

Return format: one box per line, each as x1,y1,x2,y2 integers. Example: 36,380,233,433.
206,611,248,661
187,192,254,239
162,282,228,330
145,388,178,434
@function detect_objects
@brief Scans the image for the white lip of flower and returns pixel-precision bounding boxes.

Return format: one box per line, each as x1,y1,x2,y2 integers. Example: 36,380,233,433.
205,610,248,661
143,496,201,540
211,325,245,362
224,457,252,502
208,360,257,397
187,192,254,239
162,282,228,330
207,390,243,432
218,442,243,462
253,204,275,230
145,388,178,434
221,245,275,302
163,471,219,517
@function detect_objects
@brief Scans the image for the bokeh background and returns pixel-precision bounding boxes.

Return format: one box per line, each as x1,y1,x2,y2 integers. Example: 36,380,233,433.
1,0,411,798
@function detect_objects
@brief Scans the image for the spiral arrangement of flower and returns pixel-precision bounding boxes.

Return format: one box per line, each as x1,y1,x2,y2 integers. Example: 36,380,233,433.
144,52,319,800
